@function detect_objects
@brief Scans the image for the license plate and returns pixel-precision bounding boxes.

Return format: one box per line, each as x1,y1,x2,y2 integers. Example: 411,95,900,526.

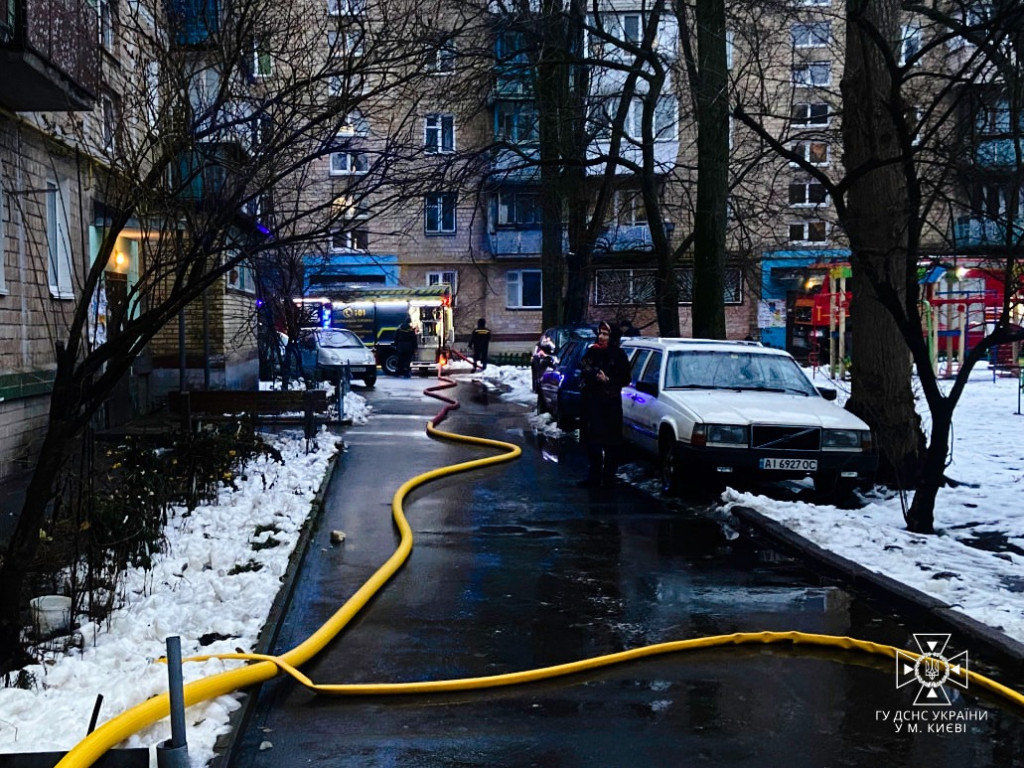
759,458,818,471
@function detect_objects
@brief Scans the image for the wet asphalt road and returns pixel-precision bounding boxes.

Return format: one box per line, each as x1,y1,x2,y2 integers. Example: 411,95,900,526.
227,376,1024,767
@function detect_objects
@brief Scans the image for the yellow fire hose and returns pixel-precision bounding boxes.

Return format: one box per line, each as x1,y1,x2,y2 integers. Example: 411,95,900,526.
54,375,1024,767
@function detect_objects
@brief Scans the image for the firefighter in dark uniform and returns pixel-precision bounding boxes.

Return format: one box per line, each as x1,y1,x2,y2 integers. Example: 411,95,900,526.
471,318,492,371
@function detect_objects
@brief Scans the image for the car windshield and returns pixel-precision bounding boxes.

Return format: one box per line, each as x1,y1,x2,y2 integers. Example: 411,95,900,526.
317,330,364,349
664,350,817,396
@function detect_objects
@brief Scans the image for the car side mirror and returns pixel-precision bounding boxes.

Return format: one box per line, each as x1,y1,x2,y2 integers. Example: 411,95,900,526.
635,381,658,396
816,386,837,401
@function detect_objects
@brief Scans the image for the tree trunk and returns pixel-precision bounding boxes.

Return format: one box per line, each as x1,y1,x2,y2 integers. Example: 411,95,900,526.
841,0,925,496
689,0,729,339
906,402,954,534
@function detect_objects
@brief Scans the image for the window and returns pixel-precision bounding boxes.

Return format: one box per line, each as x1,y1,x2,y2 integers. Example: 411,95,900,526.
977,99,1010,135
145,60,161,129
427,270,458,302
328,0,365,14
425,114,455,153
330,151,367,175
726,29,734,69
496,191,541,227
101,94,116,152
506,269,542,309
337,111,368,137
495,102,539,143
430,40,456,74
788,220,829,244
791,22,830,48
639,351,662,389
333,194,368,220
330,228,369,251
595,268,742,305
615,190,648,225
622,14,641,44
677,267,743,304
594,269,655,305
98,0,114,50
598,96,677,141
652,95,677,140
425,193,456,233
47,180,73,299
791,102,829,127
791,140,829,166
789,179,828,207
792,62,830,87
227,260,256,294
253,37,274,78
900,23,921,66
328,28,363,57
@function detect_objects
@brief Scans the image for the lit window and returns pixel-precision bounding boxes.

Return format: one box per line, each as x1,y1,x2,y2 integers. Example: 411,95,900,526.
788,220,829,244
791,140,830,166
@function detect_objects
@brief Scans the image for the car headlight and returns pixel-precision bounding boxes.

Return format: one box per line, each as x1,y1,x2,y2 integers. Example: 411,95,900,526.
822,429,872,451
692,423,749,447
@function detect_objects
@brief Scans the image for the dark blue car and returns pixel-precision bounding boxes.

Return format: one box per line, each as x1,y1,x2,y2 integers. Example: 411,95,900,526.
536,338,592,430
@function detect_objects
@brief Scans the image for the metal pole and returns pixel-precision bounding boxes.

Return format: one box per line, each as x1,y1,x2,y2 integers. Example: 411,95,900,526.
157,636,189,767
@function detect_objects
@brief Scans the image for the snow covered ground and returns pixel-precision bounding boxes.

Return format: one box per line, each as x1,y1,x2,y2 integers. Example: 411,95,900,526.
0,361,1021,765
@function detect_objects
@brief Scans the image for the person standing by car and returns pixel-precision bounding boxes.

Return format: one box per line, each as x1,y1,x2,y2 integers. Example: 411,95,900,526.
471,318,492,371
577,321,631,488
394,318,417,378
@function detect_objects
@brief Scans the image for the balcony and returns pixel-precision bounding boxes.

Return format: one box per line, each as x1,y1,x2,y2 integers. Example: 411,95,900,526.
487,229,543,258
0,0,98,111
974,138,1024,169
595,223,659,254
952,217,1024,249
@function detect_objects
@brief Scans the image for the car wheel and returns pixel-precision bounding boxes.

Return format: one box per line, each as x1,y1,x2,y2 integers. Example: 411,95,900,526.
363,372,377,388
381,353,399,376
659,431,685,496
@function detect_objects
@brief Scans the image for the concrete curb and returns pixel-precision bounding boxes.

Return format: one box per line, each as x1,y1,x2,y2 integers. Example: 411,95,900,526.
212,437,345,767
731,505,1024,677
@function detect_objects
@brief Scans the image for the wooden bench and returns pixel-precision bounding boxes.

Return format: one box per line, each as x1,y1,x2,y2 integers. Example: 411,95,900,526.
167,389,329,438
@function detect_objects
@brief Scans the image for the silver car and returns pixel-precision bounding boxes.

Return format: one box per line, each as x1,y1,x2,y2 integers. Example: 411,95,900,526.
303,328,377,387
620,338,876,502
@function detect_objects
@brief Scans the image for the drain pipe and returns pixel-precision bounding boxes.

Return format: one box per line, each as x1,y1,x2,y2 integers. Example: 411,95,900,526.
156,636,189,768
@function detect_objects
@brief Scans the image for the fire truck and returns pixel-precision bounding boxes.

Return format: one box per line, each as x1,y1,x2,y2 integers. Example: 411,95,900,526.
297,286,454,375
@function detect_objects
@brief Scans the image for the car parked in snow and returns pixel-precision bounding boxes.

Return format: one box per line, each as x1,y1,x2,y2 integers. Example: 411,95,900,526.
619,338,876,502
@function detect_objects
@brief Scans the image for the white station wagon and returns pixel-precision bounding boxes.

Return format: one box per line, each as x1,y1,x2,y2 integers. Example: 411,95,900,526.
619,338,877,501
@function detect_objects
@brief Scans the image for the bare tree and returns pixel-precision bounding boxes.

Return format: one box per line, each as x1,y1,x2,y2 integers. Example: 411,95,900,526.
0,0,477,670
735,1,1024,532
